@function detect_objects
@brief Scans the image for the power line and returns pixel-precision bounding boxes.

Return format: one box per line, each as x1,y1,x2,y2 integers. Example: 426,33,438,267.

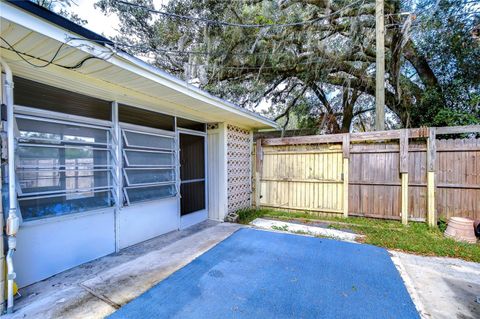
0,36,113,70
0,42,337,72
67,36,327,58
1,34,360,73
65,37,363,72
116,0,366,28
0,36,70,68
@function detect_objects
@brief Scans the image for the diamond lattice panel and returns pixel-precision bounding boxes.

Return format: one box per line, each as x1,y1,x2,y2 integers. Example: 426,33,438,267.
227,124,252,213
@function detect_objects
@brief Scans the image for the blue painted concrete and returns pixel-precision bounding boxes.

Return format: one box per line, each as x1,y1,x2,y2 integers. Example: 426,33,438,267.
108,228,419,319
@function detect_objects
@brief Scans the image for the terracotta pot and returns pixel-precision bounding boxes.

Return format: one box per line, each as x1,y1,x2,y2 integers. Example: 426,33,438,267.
444,217,477,244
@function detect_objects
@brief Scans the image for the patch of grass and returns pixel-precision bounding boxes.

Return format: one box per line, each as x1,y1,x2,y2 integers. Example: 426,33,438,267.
239,208,480,263
236,208,265,224
271,224,289,232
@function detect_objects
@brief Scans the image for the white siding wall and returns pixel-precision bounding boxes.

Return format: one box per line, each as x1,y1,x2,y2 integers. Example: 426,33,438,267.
207,123,228,221
118,198,179,249
15,209,115,287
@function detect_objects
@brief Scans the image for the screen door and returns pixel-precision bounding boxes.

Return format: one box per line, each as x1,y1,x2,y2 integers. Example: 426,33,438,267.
179,133,206,215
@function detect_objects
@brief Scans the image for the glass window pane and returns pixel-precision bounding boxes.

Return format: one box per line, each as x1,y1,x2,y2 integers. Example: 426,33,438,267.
19,190,114,221
124,130,174,150
18,169,112,195
14,113,116,221
124,168,174,185
125,184,175,204
18,146,111,168
16,117,109,145
124,150,173,166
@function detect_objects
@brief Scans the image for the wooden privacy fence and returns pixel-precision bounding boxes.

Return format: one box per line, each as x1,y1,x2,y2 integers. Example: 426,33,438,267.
253,125,480,226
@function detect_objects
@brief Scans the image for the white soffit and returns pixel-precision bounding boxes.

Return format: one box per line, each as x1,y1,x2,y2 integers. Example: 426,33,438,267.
0,3,277,129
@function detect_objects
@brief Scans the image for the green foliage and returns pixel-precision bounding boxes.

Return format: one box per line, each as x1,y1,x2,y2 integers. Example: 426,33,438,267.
432,108,479,127
94,0,480,130
437,217,448,233
237,208,265,225
410,88,479,127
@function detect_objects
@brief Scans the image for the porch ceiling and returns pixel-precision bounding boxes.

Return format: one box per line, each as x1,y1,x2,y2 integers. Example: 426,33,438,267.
0,3,277,129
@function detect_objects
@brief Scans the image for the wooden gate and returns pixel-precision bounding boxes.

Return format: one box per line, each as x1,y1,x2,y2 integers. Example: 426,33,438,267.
255,141,348,217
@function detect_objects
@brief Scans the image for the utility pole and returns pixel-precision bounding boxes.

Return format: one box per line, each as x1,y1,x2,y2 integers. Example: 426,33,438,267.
375,0,385,131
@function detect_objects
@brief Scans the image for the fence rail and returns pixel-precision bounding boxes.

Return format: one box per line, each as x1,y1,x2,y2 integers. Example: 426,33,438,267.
253,126,480,225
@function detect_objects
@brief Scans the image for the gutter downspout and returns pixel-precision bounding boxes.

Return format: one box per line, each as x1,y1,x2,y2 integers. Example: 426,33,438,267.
0,57,19,314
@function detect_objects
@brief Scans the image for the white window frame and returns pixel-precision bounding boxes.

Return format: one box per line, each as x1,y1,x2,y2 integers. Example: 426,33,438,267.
13,105,117,222
120,122,178,206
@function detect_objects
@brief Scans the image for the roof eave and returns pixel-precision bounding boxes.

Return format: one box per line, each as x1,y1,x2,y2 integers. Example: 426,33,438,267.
2,0,278,130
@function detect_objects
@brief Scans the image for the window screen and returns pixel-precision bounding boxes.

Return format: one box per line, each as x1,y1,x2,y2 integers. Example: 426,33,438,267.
121,128,177,205
180,133,206,215
13,76,111,120
15,114,116,221
176,117,206,132
119,104,174,131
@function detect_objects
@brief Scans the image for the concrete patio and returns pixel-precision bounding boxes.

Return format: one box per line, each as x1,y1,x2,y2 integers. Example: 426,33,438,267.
6,221,241,318
5,221,479,319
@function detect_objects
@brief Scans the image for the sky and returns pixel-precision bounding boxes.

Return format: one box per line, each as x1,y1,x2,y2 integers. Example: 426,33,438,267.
72,0,170,37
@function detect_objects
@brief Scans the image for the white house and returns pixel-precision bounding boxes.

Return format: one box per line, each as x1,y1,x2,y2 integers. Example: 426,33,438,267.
0,0,276,307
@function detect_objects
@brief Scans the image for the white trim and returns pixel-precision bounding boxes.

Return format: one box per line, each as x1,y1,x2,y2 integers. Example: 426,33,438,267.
123,128,175,140
18,177,113,197
17,136,110,147
222,123,229,217
122,129,175,151
119,122,175,137
18,143,110,152
124,182,176,189
122,149,174,167
180,178,205,184
249,130,254,206
123,185,176,206
111,101,121,252
174,117,181,230
175,126,206,135
177,131,208,218
19,206,115,228
17,168,111,173
176,128,207,137
17,164,114,169
17,187,113,200
123,167,175,186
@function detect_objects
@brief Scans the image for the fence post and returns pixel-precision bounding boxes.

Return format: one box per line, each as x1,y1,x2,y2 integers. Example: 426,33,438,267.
255,139,263,208
342,134,350,218
427,128,436,227
400,129,409,225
